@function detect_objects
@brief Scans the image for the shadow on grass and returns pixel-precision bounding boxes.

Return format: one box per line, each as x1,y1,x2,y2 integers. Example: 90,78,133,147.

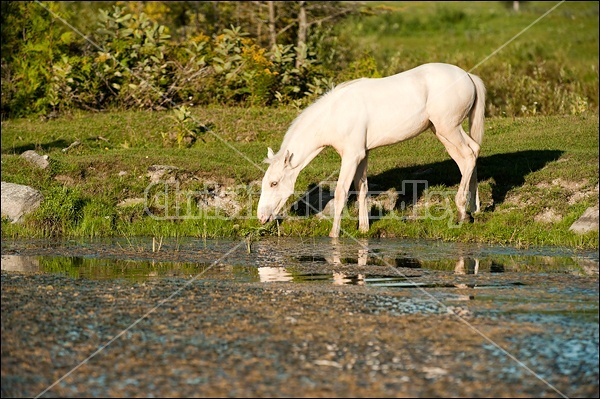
2,139,71,155
372,149,564,209
291,149,564,216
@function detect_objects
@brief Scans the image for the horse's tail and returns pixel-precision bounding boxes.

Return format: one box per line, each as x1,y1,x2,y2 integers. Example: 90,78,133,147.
468,73,486,146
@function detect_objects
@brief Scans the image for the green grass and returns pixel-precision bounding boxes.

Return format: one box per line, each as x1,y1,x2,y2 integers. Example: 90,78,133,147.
348,1,598,75
1,107,598,249
1,2,598,248
337,1,598,116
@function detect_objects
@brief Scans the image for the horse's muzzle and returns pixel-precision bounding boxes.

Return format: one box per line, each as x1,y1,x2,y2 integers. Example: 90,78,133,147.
258,213,272,224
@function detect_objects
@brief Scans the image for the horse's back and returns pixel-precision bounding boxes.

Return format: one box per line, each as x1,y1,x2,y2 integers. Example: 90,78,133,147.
321,63,478,149
333,63,474,112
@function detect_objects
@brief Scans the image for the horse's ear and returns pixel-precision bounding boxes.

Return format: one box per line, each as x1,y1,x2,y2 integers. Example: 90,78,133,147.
284,150,293,167
267,147,275,159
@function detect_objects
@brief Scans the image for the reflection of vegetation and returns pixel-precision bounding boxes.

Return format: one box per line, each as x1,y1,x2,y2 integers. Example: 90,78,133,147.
31,244,594,286
39,256,211,281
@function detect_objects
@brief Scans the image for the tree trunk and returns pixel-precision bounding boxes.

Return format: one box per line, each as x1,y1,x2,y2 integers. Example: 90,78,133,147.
296,0,307,68
268,1,277,49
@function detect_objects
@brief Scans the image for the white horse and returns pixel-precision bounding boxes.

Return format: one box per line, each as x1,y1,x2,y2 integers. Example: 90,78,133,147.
257,63,485,238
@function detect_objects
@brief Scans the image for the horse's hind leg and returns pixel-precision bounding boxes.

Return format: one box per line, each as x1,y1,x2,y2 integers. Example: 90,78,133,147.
353,153,370,233
435,125,480,223
469,165,480,213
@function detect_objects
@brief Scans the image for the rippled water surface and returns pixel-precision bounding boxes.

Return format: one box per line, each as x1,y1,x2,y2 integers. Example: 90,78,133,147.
1,237,598,283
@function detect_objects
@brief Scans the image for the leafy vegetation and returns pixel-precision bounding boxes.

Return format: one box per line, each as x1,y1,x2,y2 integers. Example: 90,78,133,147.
1,1,598,118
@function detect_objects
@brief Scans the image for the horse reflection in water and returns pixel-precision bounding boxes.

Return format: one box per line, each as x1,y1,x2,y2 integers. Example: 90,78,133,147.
257,266,294,282
454,257,480,275
255,239,483,286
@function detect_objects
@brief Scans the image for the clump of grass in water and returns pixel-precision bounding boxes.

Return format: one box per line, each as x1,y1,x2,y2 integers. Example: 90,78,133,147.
241,222,280,253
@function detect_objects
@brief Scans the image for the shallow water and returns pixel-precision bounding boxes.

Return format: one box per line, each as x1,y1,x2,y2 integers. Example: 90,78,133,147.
1,237,598,283
2,237,598,321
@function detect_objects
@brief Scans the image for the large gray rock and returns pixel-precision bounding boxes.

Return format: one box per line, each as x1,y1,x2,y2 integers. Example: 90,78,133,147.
569,205,599,234
1,182,44,223
20,150,50,169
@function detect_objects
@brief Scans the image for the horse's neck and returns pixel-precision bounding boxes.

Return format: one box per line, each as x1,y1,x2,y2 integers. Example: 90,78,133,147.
283,133,325,174
281,99,330,175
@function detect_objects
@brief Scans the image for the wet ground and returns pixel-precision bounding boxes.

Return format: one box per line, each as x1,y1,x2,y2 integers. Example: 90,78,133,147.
1,237,599,398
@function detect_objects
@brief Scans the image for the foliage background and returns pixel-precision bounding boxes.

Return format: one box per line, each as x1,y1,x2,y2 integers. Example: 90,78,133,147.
1,1,598,119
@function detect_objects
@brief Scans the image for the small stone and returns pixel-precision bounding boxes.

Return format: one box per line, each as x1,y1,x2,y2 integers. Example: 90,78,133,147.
147,165,179,183
569,205,599,234
20,150,50,169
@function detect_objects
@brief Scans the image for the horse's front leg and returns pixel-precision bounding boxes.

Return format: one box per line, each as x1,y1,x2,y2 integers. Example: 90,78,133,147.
330,155,363,238
353,153,369,233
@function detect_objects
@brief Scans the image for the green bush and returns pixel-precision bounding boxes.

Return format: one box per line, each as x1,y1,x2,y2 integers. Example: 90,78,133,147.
1,4,337,118
1,2,75,117
1,2,597,119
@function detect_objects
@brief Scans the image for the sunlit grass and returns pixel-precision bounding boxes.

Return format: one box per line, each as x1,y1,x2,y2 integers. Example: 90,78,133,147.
1,107,597,248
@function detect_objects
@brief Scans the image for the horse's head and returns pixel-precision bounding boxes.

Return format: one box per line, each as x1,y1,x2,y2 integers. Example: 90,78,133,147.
257,147,296,224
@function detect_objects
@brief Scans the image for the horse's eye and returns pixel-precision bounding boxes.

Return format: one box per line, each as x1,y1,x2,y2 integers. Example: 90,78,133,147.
270,181,278,188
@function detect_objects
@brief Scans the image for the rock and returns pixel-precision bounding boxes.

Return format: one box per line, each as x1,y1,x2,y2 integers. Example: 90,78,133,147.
1,182,44,223
20,150,49,169
368,188,399,212
197,183,243,216
147,165,179,183
569,205,599,234
117,198,145,207
535,208,562,224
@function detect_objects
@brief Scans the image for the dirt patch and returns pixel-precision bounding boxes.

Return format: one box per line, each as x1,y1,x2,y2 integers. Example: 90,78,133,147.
534,208,562,224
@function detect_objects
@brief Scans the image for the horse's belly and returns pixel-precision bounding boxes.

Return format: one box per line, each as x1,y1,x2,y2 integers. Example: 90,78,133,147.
366,114,430,149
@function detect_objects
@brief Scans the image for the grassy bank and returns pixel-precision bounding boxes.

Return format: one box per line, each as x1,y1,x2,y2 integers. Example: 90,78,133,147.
1,107,598,249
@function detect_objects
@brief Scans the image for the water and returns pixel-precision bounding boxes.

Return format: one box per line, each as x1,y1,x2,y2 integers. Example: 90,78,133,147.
1,237,597,284
2,237,598,321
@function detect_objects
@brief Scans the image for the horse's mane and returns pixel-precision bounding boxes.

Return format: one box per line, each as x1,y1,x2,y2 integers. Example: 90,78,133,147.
278,77,366,153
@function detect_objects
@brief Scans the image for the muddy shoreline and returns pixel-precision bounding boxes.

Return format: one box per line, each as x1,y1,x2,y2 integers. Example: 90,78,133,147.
2,237,599,397
2,273,598,397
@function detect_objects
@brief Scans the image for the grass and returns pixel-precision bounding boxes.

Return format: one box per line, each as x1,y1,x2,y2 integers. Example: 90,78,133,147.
348,1,598,76
1,1,598,248
1,107,598,249
338,1,598,116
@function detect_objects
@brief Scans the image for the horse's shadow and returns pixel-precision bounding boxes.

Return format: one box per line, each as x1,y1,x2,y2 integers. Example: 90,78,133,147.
291,149,563,216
